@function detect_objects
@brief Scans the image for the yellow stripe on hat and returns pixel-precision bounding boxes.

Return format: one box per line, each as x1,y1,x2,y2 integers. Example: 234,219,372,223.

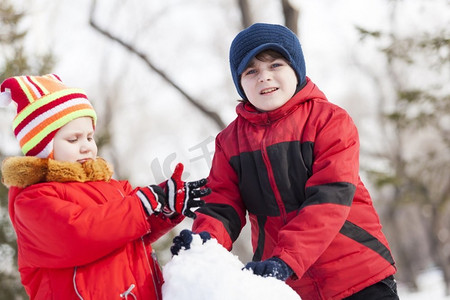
16,77,39,104
29,75,50,95
18,101,95,147
21,108,97,155
13,88,87,129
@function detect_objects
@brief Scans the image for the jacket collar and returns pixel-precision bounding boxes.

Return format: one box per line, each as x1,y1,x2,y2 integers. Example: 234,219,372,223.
236,77,327,125
1,156,113,188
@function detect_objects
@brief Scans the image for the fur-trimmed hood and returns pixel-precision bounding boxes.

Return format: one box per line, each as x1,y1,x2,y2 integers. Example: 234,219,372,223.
1,156,113,188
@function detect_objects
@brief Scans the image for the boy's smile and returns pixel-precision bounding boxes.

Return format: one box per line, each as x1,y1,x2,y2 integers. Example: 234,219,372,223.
241,57,298,112
261,87,278,94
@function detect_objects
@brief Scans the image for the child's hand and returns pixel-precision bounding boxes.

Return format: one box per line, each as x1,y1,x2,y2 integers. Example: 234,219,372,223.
165,163,210,219
244,257,293,281
170,229,211,255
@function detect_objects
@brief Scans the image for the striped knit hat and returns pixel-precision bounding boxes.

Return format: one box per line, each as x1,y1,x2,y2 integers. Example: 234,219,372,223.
0,74,97,158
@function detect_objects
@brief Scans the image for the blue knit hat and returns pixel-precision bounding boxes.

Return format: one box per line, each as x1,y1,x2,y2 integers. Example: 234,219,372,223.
229,23,306,100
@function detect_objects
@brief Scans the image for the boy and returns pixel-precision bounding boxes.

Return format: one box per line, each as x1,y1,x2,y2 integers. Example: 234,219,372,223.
0,74,210,299
171,23,399,299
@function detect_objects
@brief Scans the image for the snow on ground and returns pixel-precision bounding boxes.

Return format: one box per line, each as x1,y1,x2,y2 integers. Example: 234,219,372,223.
162,233,450,300
162,234,300,300
397,268,450,300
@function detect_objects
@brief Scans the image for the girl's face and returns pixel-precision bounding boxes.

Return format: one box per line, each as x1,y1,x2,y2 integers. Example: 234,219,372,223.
240,56,298,112
53,117,97,163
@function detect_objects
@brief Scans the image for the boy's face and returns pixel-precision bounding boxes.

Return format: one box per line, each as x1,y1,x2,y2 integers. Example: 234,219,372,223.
240,56,298,112
53,117,97,163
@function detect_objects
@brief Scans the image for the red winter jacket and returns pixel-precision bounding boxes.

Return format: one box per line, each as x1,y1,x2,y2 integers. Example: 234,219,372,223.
3,157,183,300
193,78,396,299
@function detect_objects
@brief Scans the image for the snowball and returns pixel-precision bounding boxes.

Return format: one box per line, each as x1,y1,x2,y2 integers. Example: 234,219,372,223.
162,235,301,300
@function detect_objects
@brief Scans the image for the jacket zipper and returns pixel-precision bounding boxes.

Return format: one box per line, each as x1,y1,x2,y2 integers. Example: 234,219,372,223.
261,123,288,223
73,267,84,300
71,189,151,299
306,269,324,299
118,188,158,299
141,237,161,300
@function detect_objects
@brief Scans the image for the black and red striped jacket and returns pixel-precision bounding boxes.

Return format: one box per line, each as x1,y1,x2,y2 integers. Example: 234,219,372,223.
193,77,396,299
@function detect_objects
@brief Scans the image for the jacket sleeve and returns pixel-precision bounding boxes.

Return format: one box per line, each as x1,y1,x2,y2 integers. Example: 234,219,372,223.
192,137,247,251
12,180,165,268
122,180,185,244
272,104,359,278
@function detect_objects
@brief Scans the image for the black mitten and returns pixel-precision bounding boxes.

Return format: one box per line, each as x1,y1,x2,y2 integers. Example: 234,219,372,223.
170,229,211,255
244,257,293,281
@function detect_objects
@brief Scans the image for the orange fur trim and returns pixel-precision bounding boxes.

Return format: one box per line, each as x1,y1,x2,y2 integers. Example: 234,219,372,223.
1,157,113,188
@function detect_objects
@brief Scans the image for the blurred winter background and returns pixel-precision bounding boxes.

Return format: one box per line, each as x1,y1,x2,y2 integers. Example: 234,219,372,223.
0,0,449,298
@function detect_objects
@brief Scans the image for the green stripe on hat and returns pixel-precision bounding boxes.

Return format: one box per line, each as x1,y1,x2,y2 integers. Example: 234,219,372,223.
21,109,97,155
16,77,37,104
13,88,87,129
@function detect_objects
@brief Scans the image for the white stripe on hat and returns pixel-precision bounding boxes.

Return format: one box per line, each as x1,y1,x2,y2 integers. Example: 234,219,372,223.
23,76,44,99
15,97,93,142
35,141,53,159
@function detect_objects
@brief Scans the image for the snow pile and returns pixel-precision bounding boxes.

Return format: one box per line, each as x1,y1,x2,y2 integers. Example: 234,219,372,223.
162,235,300,300
397,268,450,300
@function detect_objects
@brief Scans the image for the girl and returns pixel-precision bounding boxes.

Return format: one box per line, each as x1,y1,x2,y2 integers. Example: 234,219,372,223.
1,74,209,299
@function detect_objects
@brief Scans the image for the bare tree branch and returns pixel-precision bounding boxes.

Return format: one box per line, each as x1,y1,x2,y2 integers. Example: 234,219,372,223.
237,0,252,29
88,0,226,130
282,0,299,34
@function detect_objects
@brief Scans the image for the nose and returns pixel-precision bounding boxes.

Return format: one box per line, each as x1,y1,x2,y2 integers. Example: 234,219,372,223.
80,139,93,153
80,145,90,154
258,69,271,82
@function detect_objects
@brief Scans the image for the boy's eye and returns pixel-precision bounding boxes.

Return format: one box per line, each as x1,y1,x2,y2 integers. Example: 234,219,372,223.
67,138,77,143
271,62,282,68
244,69,257,76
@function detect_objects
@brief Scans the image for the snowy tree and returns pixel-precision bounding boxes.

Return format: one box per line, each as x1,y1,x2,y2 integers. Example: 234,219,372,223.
0,0,54,298
355,0,450,293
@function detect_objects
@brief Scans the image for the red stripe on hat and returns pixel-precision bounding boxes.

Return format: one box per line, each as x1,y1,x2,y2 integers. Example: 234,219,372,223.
16,77,43,105
19,103,93,148
26,76,45,97
14,93,88,136
7,79,31,112
25,130,57,157
51,74,62,81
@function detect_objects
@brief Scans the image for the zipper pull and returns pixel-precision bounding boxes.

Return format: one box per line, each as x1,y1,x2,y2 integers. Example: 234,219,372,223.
120,284,136,298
